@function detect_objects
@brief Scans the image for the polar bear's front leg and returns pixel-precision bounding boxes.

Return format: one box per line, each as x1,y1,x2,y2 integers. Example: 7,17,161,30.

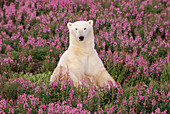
50,66,82,87
95,69,116,88
87,51,116,88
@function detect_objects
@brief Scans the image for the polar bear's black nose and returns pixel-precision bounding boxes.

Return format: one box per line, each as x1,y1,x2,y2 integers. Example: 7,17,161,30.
79,36,84,41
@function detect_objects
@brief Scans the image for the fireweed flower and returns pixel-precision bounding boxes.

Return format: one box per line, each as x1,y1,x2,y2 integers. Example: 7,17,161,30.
155,107,160,113
28,55,32,61
122,99,127,106
152,99,156,106
5,45,13,52
0,38,2,51
128,100,133,106
139,96,143,100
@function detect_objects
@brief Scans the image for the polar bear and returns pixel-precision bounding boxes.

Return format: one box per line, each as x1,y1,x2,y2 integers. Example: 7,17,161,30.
50,20,116,88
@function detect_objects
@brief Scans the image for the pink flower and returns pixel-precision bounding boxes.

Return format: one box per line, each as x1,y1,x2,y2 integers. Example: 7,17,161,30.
28,108,32,112
50,49,53,52
69,89,74,99
38,108,43,114
122,99,127,106
28,55,32,61
129,96,133,100
155,107,160,114
5,45,13,52
162,110,167,114
23,103,28,109
9,108,14,114
0,99,6,110
19,37,24,46
77,103,83,110
117,109,122,114
135,85,139,91
139,96,143,100
128,100,132,106
48,103,54,113
143,102,146,106
51,82,58,87
152,99,156,106
0,39,2,51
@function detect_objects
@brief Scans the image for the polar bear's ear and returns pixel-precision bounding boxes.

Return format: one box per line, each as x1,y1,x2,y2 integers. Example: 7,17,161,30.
88,20,93,26
67,22,72,29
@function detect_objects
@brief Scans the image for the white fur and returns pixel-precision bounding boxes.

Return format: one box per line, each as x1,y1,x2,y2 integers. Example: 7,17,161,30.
50,20,116,88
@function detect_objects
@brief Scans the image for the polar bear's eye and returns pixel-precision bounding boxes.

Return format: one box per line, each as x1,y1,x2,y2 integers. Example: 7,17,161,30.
75,28,78,30
84,28,86,30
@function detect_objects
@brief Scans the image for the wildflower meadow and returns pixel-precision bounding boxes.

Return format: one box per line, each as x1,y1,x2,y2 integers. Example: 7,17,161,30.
0,0,169,113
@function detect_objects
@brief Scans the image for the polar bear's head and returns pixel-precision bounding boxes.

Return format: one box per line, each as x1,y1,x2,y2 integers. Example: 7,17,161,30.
67,20,93,42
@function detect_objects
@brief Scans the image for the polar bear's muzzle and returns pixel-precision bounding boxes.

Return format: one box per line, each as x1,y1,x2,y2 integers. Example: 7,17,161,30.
79,36,84,41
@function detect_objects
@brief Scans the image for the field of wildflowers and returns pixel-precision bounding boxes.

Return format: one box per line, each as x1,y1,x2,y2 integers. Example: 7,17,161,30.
0,0,169,113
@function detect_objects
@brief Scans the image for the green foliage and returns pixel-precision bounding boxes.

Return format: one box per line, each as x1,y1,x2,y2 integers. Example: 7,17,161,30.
1,82,21,100
31,48,48,61
21,72,52,85
0,78,33,100
160,62,170,81
23,35,28,43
